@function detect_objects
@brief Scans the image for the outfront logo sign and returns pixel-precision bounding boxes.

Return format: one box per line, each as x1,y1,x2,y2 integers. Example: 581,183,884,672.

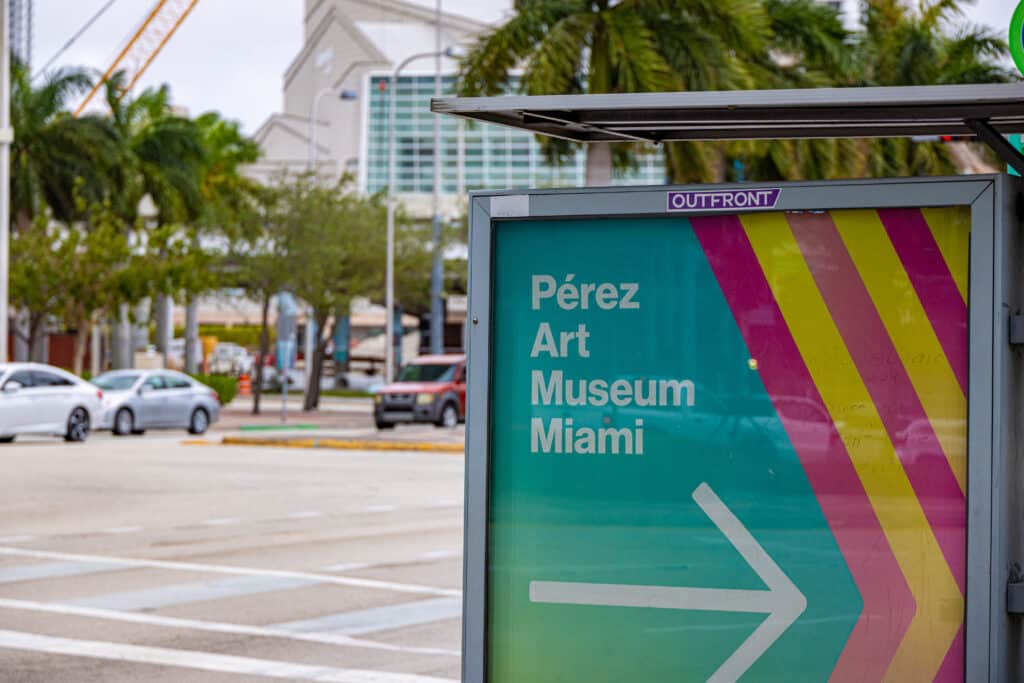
667,188,780,212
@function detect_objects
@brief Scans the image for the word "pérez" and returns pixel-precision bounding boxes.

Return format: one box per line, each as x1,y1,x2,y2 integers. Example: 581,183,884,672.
532,274,639,311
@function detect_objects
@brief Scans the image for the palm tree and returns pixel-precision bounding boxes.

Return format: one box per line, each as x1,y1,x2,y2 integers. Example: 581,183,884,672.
457,0,852,184
10,58,122,229
852,0,1013,177
103,73,206,225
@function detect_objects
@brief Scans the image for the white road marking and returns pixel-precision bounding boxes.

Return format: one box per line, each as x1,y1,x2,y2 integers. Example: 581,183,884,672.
0,561,125,585
0,599,458,657
322,562,371,573
100,526,143,535
200,517,242,527
71,575,317,611
417,550,460,561
0,629,456,681
275,597,462,636
0,547,459,598
366,505,396,513
285,511,324,520
0,535,34,544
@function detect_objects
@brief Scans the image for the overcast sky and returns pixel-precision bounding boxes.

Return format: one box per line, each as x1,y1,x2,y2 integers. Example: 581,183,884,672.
32,0,1016,136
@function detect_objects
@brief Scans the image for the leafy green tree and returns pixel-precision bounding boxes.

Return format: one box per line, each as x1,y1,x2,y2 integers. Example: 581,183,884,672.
229,184,290,415
10,58,122,229
63,205,134,375
851,0,1013,177
8,216,66,355
273,176,384,410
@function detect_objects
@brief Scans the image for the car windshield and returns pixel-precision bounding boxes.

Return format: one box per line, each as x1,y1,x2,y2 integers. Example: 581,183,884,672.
396,363,456,383
93,373,141,391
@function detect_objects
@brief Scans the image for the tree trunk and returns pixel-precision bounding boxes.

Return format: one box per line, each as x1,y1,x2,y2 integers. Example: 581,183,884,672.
112,303,132,369
184,299,200,374
585,141,613,186
154,295,173,367
27,312,46,363
12,310,29,361
302,313,333,412
253,294,271,415
71,315,90,377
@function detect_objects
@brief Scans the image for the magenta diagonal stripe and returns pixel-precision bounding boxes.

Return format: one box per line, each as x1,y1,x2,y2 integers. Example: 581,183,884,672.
879,208,968,395
691,214,912,683
789,212,965,604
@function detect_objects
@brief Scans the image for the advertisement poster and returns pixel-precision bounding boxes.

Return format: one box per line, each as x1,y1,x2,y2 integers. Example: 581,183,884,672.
488,207,969,682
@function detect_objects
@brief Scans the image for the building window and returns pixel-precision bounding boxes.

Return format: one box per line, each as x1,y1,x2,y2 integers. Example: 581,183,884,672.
365,75,664,195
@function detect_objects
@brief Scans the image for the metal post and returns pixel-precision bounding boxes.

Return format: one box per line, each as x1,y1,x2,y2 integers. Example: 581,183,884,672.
0,0,10,363
386,66,397,383
429,0,444,355
387,48,455,381
303,306,314,408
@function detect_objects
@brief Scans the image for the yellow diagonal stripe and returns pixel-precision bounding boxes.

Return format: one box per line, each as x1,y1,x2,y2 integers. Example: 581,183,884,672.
742,212,961,682
832,210,967,494
922,206,970,305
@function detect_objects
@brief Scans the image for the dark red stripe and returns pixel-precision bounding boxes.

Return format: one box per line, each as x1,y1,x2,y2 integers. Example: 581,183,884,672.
691,214,913,683
789,212,965,603
879,208,968,395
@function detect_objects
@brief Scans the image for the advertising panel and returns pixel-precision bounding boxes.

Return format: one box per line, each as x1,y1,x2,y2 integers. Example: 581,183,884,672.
486,206,970,682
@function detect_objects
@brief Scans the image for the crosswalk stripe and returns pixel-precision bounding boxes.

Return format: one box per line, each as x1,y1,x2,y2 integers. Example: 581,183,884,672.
0,629,456,682
0,598,459,657
0,561,125,585
275,597,462,636
70,575,316,611
0,546,459,598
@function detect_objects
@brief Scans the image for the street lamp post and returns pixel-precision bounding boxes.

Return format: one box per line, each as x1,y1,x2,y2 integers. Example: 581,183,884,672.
0,0,11,363
302,87,358,410
386,45,462,383
431,0,443,356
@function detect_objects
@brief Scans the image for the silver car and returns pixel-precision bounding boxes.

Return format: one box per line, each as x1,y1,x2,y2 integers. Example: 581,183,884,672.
92,370,221,436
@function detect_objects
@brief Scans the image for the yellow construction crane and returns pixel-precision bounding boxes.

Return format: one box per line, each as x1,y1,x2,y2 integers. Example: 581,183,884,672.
74,0,201,117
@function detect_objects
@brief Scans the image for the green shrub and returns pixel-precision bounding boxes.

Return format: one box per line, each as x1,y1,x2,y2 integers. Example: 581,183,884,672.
191,373,239,405
174,325,270,349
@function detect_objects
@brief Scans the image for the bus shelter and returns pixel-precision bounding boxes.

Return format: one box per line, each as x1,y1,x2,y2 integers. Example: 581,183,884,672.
433,83,1024,683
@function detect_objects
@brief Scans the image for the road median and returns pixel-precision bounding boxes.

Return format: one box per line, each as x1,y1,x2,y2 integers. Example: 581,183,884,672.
220,435,464,454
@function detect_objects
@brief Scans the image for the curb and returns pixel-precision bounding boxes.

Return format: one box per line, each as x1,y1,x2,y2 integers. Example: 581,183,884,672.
220,436,464,454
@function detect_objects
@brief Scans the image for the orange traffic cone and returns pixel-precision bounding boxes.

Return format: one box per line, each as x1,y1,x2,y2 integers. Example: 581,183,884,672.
238,373,252,397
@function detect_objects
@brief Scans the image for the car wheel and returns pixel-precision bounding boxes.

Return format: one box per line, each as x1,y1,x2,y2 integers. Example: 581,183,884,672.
188,408,210,435
0,436,14,444
113,408,134,436
375,419,395,430
436,402,459,429
64,407,90,442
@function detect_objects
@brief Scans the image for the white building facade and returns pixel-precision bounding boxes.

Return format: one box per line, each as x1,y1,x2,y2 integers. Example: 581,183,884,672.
250,0,666,217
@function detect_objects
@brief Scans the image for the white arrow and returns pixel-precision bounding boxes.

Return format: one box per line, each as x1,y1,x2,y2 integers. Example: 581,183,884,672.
529,482,806,683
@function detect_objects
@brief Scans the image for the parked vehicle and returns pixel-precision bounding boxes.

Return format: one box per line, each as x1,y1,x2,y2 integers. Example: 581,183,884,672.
0,363,102,443
165,338,203,371
92,370,221,436
373,354,466,429
207,342,254,376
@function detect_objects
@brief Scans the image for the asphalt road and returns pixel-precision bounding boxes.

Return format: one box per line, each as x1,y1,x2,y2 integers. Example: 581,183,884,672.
0,433,464,682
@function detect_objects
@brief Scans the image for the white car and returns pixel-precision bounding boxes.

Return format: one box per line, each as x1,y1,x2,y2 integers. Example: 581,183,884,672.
0,363,102,443
207,343,254,376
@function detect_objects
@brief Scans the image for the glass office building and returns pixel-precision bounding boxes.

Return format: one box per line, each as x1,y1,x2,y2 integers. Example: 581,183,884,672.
363,75,666,195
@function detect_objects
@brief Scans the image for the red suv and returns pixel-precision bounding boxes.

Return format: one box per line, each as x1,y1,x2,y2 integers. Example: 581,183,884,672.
373,354,466,429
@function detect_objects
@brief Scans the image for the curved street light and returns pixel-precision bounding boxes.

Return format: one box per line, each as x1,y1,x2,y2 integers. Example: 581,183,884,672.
385,45,464,382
